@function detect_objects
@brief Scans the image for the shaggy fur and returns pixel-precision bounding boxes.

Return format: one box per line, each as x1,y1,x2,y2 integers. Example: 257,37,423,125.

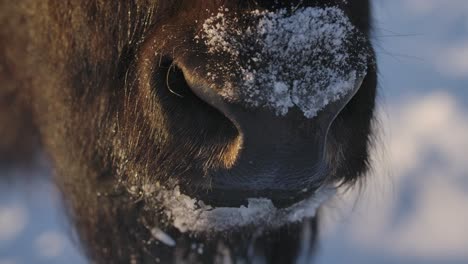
0,0,377,263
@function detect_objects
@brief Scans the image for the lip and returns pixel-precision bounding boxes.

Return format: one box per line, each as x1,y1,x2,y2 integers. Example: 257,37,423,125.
181,178,327,209
164,113,331,207
156,183,337,233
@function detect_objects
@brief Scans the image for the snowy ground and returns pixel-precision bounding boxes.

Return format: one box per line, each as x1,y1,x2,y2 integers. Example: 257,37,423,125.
1,1,468,263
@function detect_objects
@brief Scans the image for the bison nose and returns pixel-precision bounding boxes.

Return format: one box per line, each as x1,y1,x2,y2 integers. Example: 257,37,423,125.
179,62,364,140
176,61,366,207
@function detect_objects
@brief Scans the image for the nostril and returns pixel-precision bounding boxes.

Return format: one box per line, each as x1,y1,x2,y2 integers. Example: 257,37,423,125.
155,56,236,117
153,56,222,104
147,56,243,169
176,62,236,123
156,57,191,98
152,56,235,122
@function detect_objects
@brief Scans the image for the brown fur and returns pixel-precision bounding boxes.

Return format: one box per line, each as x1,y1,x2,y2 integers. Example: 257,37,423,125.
0,1,377,263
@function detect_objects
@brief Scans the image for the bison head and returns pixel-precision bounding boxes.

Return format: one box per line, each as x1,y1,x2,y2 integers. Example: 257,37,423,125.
0,0,377,263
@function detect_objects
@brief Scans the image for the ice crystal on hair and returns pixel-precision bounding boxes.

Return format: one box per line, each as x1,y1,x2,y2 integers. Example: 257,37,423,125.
148,185,335,233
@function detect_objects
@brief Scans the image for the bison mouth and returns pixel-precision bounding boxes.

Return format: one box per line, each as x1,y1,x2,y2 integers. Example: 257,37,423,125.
139,183,336,233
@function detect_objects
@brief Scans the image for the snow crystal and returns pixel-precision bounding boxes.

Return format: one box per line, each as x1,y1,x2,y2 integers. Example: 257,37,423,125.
199,6,371,118
154,185,335,233
150,227,176,247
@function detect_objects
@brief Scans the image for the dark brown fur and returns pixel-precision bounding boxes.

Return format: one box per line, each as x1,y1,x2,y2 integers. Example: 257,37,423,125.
0,1,377,263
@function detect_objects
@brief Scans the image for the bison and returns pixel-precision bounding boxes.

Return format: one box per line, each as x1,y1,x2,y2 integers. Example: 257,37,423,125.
0,0,377,263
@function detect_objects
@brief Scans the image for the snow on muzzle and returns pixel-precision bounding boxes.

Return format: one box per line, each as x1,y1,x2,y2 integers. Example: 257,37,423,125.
175,6,372,207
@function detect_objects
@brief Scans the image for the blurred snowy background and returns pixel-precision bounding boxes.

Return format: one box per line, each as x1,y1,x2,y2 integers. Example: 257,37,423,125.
317,1,468,263
1,1,467,263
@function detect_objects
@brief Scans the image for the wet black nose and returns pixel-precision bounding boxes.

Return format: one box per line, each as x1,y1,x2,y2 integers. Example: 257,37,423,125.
176,61,365,208
178,61,365,145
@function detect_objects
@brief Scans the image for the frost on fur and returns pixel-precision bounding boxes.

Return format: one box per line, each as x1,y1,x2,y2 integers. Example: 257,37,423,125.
199,7,371,118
